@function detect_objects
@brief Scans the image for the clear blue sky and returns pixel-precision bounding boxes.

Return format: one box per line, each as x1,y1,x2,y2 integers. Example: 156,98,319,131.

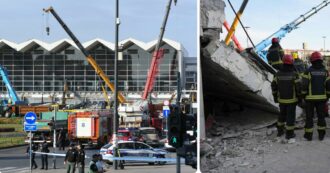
224,0,330,51
0,0,197,56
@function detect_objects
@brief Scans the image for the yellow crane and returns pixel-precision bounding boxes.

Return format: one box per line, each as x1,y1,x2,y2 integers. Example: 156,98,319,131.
43,7,126,104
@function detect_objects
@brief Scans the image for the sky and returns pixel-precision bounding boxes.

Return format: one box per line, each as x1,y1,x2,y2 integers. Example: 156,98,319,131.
223,0,330,51
0,0,197,56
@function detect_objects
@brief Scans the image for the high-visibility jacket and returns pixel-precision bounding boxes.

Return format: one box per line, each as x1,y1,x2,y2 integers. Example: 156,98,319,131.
302,64,330,101
271,66,301,104
267,43,284,66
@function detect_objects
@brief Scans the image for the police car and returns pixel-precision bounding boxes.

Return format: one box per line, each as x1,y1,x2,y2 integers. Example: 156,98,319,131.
100,141,167,165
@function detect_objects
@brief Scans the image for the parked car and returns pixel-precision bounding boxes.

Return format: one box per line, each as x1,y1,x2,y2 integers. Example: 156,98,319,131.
139,127,161,147
100,141,167,165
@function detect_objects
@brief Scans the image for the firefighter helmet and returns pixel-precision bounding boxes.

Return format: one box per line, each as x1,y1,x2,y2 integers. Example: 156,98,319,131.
310,51,323,62
272,37,279,43
283,54,294,65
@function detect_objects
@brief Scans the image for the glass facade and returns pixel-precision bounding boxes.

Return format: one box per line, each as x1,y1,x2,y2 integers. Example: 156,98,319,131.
0,41,180,96
183,57,197,90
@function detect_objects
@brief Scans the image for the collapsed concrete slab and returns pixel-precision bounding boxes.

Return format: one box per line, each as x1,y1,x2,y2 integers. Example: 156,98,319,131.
202,42,278,113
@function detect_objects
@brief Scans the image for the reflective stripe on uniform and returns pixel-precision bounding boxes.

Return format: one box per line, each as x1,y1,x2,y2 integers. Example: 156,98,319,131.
286,125,295,130
271,60,283,65
277,122,285,126
305,95,327,100
278,98,298,104
305,128,313,133
318,126,326,130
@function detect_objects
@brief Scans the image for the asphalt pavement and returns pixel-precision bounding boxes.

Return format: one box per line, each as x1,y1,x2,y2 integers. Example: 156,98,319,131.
0,145,195,173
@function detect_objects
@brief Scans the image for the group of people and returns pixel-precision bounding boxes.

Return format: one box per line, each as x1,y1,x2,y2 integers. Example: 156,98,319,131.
65,143,105,173
268,37,330,143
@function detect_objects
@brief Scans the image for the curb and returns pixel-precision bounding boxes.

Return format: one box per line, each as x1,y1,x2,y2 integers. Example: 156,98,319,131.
0,144,28,150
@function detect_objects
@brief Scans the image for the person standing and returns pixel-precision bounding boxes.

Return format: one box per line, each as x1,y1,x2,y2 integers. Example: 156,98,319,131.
26,142,38,169
76,144,85,173
302,51,330,141
271,54,301,142
40,140,50,170
58,128,66,150
64,143,78,173
267,37,285,70
292,52,306,75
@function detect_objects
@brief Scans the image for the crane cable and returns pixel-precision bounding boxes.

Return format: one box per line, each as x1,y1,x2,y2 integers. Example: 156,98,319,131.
227,0,255,48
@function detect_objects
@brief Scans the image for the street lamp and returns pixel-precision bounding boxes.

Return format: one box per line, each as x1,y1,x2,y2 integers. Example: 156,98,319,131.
244,26,250,48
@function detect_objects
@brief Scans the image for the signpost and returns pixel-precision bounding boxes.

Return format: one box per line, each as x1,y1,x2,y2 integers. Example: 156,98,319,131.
24,112,37,173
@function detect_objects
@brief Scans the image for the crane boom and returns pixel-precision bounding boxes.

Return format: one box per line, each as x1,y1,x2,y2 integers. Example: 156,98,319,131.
142,0,177,100
0,65,21,104
254,0,330,63
43,7,126,103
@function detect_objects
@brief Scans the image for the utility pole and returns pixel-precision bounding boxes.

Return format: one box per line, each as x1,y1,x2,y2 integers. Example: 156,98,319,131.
113,0,120,170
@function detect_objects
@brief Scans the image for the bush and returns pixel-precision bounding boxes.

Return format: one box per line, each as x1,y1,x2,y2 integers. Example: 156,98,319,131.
0,118,23,124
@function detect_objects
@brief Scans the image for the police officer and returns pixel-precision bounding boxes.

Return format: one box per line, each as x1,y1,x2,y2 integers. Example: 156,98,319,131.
76,144,85,173
58,128,66,150
267,37,285,70
88,154,99,173
41,140,49,170
64,143,78,173
302,51,330,141
26,142,38,169
271,54,301,142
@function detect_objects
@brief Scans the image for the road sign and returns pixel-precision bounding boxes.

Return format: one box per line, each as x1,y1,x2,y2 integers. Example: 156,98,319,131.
164,100,170,106
163,106,170,110
24,112,37,124
24,124,37,131
163,109,170,118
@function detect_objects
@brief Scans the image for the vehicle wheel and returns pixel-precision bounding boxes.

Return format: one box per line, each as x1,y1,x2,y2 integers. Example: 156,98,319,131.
157,155,166,165
148,162,155,165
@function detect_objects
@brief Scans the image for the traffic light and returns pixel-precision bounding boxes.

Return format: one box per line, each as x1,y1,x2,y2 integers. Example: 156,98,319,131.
167,106,185,148
48,117,54,130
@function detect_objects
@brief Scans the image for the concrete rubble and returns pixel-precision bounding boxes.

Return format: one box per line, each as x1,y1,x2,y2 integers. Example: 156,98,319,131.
200,0,316,172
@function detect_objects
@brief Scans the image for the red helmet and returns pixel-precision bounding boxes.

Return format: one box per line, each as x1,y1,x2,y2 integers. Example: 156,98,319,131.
310,51,323,62
282,54,293,65
272,37,279,43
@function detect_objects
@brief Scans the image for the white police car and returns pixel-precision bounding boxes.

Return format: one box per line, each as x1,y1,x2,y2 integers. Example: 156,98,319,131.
100,141,167,165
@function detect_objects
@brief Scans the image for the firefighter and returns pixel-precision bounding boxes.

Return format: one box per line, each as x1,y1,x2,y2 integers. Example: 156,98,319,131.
271,54,301,142
302,51,330,141
267,37,285,70
292,52,306,75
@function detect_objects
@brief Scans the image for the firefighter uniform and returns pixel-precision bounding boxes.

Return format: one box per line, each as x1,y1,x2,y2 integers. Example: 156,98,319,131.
302,51,330,141
267,38,284,70
271,54,301,140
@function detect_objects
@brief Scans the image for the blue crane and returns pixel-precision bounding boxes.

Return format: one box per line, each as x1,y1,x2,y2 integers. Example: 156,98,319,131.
253,0,330,63
0,65,22,105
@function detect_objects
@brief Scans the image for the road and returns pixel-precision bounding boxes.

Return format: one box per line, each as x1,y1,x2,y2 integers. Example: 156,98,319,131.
0,146,195,173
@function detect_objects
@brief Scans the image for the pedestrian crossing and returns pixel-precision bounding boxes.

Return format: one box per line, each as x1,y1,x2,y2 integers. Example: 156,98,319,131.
0,167,30,173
